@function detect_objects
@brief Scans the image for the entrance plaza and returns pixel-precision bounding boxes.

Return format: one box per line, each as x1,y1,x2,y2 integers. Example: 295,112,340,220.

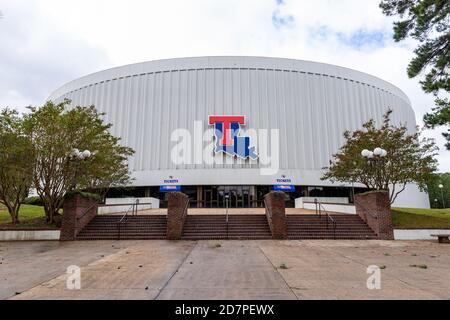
107,185,365,209
113,208,320,215
2,240,449,300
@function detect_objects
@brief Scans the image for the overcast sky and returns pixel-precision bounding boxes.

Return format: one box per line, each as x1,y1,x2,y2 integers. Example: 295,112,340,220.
0,0,449,171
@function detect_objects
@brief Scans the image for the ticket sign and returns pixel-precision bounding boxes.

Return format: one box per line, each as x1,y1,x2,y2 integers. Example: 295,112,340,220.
272,185,295,192
160,185,181,192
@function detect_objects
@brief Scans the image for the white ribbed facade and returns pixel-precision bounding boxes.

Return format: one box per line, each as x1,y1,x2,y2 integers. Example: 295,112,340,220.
49,56,429,208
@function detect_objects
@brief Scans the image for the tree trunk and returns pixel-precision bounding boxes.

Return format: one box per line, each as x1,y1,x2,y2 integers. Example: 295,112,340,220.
43,202,53,224
11,213,20,224
46,203,58,224
8,206,20,225
47,206,55,224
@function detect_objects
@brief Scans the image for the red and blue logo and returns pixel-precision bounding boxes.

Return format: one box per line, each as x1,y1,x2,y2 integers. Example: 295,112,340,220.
209,115,258,160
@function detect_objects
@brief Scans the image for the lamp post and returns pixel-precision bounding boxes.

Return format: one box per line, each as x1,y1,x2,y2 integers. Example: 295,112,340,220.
361,147,388,190
439,184,445,208
361,147,388,160
69,148,92,191
350,161,357,203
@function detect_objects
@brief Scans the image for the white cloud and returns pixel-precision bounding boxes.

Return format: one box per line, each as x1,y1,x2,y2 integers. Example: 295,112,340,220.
0,0,448,171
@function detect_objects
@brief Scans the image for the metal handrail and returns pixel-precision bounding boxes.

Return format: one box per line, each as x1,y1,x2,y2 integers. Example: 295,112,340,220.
183,198,190,215
264,199,274,236
99,202,154,207
264,199,271,217
117,199,139,240
314,199,337,240
225,197,230,239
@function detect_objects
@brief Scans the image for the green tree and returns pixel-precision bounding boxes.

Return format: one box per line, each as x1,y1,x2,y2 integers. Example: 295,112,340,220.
423,99,450,149
380,0,450,148
427,172,450,208
23,100,134,224
322,110,438,204
0,108,34,224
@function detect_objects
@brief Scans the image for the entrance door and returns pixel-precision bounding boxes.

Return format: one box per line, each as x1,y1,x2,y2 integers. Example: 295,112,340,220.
202,186,256,208
204,189,213,208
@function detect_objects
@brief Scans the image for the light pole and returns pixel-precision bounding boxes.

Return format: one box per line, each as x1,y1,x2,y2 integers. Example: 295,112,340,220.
351,160,358,203
439,184,445,208
361,147,388,190
434,199,439,209
69,148,92,191
361,147,388,160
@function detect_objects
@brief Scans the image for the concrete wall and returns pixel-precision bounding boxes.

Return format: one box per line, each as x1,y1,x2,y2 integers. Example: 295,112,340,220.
296,197,356,214
305,202,356,214
98,197,160,215
0,230,60,241
296,197,349,206
392,184,431,209
394,229,450,240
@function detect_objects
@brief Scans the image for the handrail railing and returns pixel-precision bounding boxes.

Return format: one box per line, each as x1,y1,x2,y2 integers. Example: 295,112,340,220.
225,197,229,240
117,199,139,240
183,197,190,216
264,199,274,236
99,202,154,207
314,199,337,239
77,199,153,220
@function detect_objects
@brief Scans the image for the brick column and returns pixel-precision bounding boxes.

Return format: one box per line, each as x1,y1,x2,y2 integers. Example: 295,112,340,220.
60,194,98,241
264,192,287,239
166,192,189,240
355,191,394,240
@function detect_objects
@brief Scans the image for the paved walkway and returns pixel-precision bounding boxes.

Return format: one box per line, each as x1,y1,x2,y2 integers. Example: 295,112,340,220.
1,240,449,300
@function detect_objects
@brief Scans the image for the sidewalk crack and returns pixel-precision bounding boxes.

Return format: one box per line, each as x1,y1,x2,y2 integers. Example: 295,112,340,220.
154,242,197,300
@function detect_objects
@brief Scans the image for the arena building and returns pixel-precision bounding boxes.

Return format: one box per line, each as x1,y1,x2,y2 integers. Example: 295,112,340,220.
49,56,430,209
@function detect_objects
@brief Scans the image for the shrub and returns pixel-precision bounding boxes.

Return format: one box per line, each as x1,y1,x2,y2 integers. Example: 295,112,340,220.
22,196,44,206
64,191,102,202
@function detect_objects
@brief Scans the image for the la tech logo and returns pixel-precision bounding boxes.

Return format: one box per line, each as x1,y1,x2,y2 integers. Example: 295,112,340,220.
209,115,258,160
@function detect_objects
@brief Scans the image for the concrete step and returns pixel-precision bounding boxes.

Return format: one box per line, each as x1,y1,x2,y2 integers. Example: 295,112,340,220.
76,215,167,240
181,215,272,240
76,213,377,241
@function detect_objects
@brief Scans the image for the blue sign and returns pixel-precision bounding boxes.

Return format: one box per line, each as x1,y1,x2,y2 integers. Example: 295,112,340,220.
160,185,181,192
272,185,296,192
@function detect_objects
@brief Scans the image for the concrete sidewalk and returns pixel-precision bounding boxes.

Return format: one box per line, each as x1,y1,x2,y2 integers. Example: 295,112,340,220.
1,240,449,300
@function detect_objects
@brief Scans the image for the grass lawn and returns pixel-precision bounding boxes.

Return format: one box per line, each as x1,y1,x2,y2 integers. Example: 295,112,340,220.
392,208,450,229
0,204,59,229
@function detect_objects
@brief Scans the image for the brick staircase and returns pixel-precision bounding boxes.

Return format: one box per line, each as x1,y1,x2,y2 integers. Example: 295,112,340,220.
76,215,167,240
75,213,377,240
181,215,272,240
287,214,377,240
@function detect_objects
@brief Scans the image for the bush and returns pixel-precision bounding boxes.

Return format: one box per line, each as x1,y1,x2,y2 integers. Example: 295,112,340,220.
22,196,44,206
64,191,102,202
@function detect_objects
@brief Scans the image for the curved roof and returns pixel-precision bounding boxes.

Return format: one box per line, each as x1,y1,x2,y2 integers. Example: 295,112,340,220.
49,56,410,105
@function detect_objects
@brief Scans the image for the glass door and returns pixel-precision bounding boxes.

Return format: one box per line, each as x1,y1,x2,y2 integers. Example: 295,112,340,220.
203,186,256,208
204,189,213,208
